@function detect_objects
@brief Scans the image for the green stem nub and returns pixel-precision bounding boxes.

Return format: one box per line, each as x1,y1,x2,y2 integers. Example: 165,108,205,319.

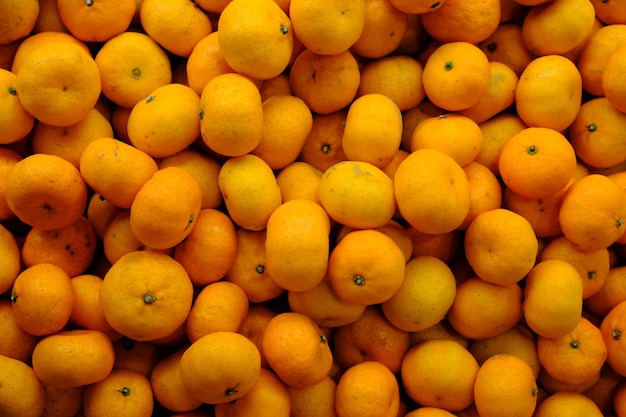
118,387,131,397
613,329,622,341
143,293,157,304
353,275,365,286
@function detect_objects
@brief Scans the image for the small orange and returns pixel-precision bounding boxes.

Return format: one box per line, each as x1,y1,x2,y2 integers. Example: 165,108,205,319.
351,0,409,59
218,153,282,230
259,73,293,100
56,0,136,43
10,31,90,75
0,0,40,45
382,255,456,333
477,23,536,77
401,339,479,412
130,166,203,250
70,274,122,341
112,337,164,379
0,300,39,363
400,99,443,152
422,41,491,111
288,376,337,417
407,227,462,264
276,161,323,204
0,68,35,144
31,329,115,389
394,148,471,234
95,31,172,108
578,24,626,97
0,354,46,417
473,354,538,417
100,251,194,342
185,281,249,342
459,161,503,230
237,304,277,369
603,43,626,114
318,160,396,229
419,0,501,44
0,224,20,296
127,83,201,158
298,110,348,172
335,361,400,417
585,265,626,318
289,49,361,115
82,368,154,417
218,0,293,80
0,147,22,221
40,385,84,417
404,408,457,417
533,391,604,417
590,0,626,24
186,32,234,96
600,299,626,377
475,113,527,176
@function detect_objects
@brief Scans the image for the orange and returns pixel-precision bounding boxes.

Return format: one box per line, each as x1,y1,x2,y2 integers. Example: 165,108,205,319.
237,304,277,369
112,337,164,379
82,368,154,417
276,161,323,204
459,161,503,230
411,113,483,167
537,316,607,386
174,208,237,286
464,208,538,285
468,324,541,379
251,94,313,170
404,408,457,417
318,160,396,229
570,97,626,169
577,24,626,97
265,199,330,292
351,0,409,59
288,0,365,55
262,312,333,389
100,251,194,341
186,32,234,96
478,23,536,77
218,153,282,230
591,0,626,24
0,147,22,221
420,0,501,44
33,0,70,33
127,83,201,158
357,54,425,112
341,93,403,168
328,229,406,306
31,107,114,169
475,113,527,176
515,54,582,131
0,354,46,417
406,227,462,264
139,0,212,57
382,255,456,333
150,346,204,413
498,127,577,199
447,276,523,340
40,385,84,417
559,174,626,252
457,61,519,124
614,379,626,416
540,235,610,300
586,366,625,415
287,274,366,328
56,0,136,42
298,111,348,172
200,73,264,157
422,41,491,111
225,229,284,303
15,41,101,127
586,265,626,318
10,263,74,336
335,361,400,417
21,215,97,278
331,305,410,374
401,339,479,412
289,49,360,115
533,391,603,417
561,17,604,66
374,220,414,262
603,43,626,114
400,99,444,152
31,329,115,388
95,31,173,108
600,300,626,376
473,354,538,417
0,0,40,45
0,68,34,144
523,259,584,339
218,0,293,80
0,224,20,296
394,148,471,234
395,13,429,56
0,300,39,363
130,166,203,250
259,73,293,100
288,376,337,417
185,281,249,342
389,0,447,14
70,274,121,341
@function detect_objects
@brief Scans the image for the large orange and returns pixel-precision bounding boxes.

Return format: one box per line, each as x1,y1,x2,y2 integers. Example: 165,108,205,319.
420,0,501,44
82,368,154,417
351,0,409,59
56,0,136,43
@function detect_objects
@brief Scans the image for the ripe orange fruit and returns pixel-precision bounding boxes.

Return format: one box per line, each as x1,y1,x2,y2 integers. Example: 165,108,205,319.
389,0,447,14
402,339,479,412
265,199,330,292
218,153,282,231
40,385,84,417
404,408,457,417
498,127,577,199
477,23,535,77
82,368,154,417
218,0,293,80
394,148,471,234
0,354,46,417
382,255,456,333
298,111,349,172
578,24,626,97
351,0,409,59
130,166,203,250
0,300,39,363
318,160,396,229
70,274,121,341
328,229,406,306
0,147,22,221
0,0,40,45
31,329,115,389
420,0,501,44
288,376,337,417
473,354,538,417
600,300,626,377
603,43,626,114
276,161,323,204
459,161,503,230
200,73,264,157
262,312,333,389
422,41,491,111
335,361,400,417
586,265,626,318
100,251,194,342
186,31,234,96
534,391,603,417
0,68,35,145
476,113,527,176
112,337,164,379
523,259,584,339
0,224,20,296
56,0,136,43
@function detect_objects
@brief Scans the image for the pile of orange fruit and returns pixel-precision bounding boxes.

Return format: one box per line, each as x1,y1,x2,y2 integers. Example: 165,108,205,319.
3,0,626,416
